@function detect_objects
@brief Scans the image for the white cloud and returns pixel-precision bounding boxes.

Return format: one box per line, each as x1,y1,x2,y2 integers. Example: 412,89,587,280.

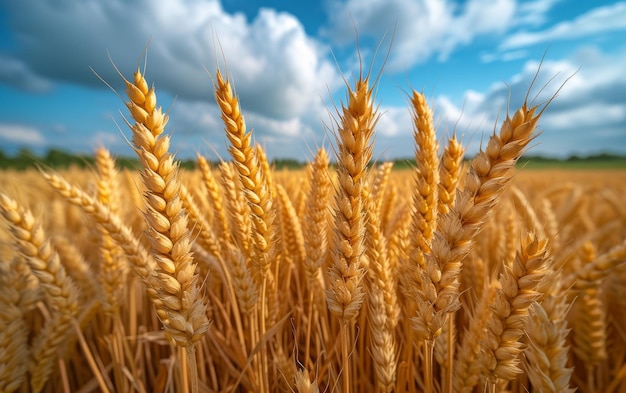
454,47,626,156
1,0,341,121
365,45,626,159
0,124,46,144
541,103,624,131
322,0,560,70
501,2,626,50
376,106,411,137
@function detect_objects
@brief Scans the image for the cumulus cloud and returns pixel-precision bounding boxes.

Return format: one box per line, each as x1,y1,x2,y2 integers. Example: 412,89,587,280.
501,2,626,50
0,124,46,144
439,46,626,157
322,0,560,70
366,45,626,159
1,0,341,121
376,106,412,137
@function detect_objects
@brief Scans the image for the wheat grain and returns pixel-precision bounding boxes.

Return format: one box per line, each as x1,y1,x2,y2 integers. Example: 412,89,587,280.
412,101,543,344
122,68,210,350
215,70,274,283
0,194,79,392
327,73,378,393
481,232,553,384
197,154,230,248
438,136,464,216
0,258,29,393
295,368,320,393
524,298,575,393
363,188,398,392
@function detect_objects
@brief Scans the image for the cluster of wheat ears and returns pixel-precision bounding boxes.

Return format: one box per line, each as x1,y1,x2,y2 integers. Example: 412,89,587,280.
1,52,626,393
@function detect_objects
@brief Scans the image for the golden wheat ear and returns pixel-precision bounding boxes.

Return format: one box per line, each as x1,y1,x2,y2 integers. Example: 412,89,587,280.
326,75,377,322
437,135,464,216
409,90,440,266
302,147,332,290
40,170,158,296
121,65,210,346
0,194,80,393
524,298,576,393
0,257,30,392
117,60,211,393
363,187,398,392
481,232,554,385
213,68,276,392
326,72,379,393
93,148,127,316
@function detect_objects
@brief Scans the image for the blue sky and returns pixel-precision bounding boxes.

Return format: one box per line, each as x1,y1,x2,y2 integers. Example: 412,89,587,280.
0,0,625,161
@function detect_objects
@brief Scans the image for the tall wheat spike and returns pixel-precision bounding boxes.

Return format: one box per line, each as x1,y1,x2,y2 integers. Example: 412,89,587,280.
118,66,210,393
0,194,79,393
327,73,378,393
413,101,543,342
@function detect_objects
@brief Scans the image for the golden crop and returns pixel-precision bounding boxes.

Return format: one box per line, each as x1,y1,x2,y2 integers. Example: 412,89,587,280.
1,58,625,393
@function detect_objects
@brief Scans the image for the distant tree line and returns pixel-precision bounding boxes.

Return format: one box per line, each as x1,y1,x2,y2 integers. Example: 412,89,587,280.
517,153,626,164
0,148,309,171
0,148,195,170
0,148,624,171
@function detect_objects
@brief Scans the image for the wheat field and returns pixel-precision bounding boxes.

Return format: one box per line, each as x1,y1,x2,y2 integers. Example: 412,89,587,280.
1,59,625,393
